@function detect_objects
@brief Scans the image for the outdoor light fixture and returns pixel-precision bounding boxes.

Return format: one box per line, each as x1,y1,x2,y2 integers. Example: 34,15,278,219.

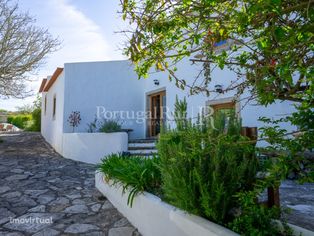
154,79,160,86
215,84,223,93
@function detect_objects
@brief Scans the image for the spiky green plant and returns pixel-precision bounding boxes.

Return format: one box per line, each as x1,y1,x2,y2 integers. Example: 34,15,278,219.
98,154,161,206
157,98,258,224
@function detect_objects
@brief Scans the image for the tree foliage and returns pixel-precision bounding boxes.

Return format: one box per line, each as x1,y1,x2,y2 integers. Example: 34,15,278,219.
120,0,313,105
0,0,59,98
121,0,314,181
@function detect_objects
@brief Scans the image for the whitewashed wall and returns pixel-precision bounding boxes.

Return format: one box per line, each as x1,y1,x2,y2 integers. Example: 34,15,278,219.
40,59,296,145
96,172,313,236
96,172,239,236
142,58,296,143
62,132,128,164
41,73,65,153
62,61,145,139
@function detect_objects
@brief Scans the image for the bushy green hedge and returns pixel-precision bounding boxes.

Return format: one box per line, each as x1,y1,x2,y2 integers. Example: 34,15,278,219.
26,108,41,131
7,109,41,131
158,114,258,224
7,114,31,129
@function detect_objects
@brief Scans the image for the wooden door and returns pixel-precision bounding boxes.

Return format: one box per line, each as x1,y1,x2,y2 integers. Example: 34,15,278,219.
148,91,166,137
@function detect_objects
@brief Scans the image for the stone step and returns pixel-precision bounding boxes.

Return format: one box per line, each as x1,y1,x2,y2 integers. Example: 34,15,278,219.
129,153,156,158
128,146,156,150
128,142,156,148
128,149,158,155
128,139,157,144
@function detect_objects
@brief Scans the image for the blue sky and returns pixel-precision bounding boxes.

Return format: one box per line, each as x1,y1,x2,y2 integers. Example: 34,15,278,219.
1,0,128,111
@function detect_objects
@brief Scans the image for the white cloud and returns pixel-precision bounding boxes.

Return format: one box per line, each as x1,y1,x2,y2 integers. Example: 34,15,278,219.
43,0,111,63
1,0,113,110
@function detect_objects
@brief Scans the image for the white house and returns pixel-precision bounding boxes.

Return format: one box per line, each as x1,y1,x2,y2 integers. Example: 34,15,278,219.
39,58,296,163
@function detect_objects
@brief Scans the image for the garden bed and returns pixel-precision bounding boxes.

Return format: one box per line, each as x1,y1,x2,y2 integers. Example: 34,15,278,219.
95,171,238,236
95,172,314,236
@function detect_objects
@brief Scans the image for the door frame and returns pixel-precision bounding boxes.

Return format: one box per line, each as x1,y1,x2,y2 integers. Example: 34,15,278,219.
145,88,166,138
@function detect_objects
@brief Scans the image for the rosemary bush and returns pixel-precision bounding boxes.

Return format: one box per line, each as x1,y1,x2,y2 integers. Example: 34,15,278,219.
157,99,258,224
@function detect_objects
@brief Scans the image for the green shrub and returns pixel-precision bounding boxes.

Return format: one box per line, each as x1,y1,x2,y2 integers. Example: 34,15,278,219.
7,114,31,129
25,108,41,131
98,98,287,235
87,116,98,133
98,119,122,133
229,191,292,236
99,154,161,206
157,98,258,224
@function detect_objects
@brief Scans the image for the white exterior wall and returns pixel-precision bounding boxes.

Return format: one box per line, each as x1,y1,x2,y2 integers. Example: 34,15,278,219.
142,59,296,143
62,132,128,164
96,172,313,236
40,59,296,150
96,172,239,236
41,73,65,153
62,61,145,139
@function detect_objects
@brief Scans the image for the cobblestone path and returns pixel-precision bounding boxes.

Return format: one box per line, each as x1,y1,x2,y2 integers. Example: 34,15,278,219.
0,132,140,236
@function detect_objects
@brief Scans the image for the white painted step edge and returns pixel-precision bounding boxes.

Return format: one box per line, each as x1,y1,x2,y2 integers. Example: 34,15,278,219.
128,143,156,148
128,149,158,154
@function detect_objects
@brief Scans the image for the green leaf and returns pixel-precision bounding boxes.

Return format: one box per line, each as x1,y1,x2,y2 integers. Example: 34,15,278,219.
274,27,285,40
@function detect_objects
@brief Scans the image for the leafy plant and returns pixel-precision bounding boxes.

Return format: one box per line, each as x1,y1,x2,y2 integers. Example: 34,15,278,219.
98,119,122,133
86,116,98,133
157,98,258,224
25,108,41,131
7,114,31,129
120,0,314,187
173,96,188,131
67,111,81,132
99,154,161,206
25,95,41,131
228,191,288,236
120,1,312,105
260,107,314,183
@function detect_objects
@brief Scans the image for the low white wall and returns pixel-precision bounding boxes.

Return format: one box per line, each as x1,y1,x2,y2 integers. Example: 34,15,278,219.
95,172,238,236
62,132,128,164
96,173,314,236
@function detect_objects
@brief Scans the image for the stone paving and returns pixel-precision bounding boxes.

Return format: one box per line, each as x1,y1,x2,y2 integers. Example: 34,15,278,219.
280,181,314,231
0,132,313,235
0,132,140,236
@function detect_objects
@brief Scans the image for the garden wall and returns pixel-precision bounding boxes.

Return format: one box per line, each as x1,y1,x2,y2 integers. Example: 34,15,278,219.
62,132,128,164
95,172,239,236
96,172,314,236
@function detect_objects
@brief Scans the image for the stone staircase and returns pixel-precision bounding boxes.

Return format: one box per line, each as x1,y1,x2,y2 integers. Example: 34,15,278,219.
127,139,157,157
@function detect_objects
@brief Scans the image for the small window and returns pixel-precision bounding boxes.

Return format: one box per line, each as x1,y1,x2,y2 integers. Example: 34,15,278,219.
211,102,235,116
44,95,47,115
52,95,56,119
206,98,240,122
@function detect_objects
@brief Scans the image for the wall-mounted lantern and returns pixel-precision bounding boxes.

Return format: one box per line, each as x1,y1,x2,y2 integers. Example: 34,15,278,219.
215,84,223,93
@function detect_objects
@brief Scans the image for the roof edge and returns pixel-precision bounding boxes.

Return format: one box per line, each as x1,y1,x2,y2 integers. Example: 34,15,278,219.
43,67,64,92
39,79,47,93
